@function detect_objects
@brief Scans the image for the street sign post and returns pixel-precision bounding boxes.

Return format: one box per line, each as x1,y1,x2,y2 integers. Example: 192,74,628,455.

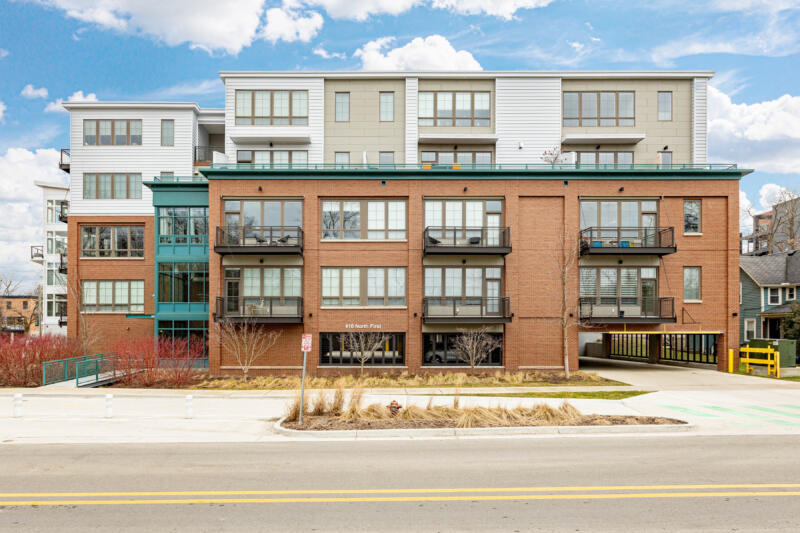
299,334,312,425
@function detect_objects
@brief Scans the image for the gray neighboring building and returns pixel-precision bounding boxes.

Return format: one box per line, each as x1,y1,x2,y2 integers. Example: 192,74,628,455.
740,251,800,341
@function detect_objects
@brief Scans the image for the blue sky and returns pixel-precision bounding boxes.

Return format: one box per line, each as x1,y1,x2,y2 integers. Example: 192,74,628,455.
1,0,799,286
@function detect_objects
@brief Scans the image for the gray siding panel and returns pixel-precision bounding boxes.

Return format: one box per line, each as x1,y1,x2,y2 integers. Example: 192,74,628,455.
495,77,562,164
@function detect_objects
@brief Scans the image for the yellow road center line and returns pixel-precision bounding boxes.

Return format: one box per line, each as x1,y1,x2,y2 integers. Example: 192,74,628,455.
2,483,800,498
2,491,800,506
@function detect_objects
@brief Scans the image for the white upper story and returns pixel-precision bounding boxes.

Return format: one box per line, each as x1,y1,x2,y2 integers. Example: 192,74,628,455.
65,70,712,217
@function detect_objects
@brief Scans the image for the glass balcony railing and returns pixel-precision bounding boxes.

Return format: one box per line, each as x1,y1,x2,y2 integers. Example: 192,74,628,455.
579,227,676,255
579,297,676,323
422,297,511,323
214,226,303,254
424,227,511,254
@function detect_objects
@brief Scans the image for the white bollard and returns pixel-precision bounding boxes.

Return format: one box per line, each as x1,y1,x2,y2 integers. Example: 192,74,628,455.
12,394,22,418
185,395,194,419
105,394,113,418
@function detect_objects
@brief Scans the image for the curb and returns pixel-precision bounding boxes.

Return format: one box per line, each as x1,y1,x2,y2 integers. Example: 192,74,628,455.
273,417,694,439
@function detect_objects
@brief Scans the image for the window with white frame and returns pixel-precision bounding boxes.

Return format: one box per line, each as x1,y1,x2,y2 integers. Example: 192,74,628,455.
379,152,395,166
46,262,66,286
161,119,174,146
683,200,701,234
659,151,673,167
335,92,350,122
322,199,406,240
658,92,673,121
744,318,756,342
321,267,406,306
81,280,144,313
683,267,701,301
769,287,781,305
787,287,796,301
379,92,394,122
335,152,350,165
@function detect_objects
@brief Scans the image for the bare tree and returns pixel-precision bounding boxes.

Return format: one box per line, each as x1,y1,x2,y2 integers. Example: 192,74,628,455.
452,327,501,369
541,146,563,165
343,331,387,377
0,275,22,296
746,189,800,254
218,320,282,382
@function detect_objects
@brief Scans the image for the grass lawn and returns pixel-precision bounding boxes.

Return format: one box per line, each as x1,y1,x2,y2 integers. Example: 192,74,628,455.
193,371,627,390
437,390,650,400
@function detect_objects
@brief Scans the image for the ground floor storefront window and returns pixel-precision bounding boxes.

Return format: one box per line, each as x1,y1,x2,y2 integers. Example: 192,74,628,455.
422,332,502,366
157,319,208,356
319,332,405,366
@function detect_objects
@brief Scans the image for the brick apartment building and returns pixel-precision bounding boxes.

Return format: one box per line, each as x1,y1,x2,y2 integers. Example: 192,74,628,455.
61,71,750,374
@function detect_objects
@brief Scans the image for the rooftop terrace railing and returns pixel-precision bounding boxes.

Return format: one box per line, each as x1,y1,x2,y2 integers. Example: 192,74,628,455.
150,175,208,183
208,162,740,172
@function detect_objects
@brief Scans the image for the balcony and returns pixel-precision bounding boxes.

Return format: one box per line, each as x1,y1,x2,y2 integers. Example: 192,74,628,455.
215,296,303,324
579,227,676,256
424,227,511,255
58,253,67,275
193,145,224,165
214,226,303,255
31,245,44,263
58,200,69,223
422,297,512,324
579,297,676,324
59,149,70,173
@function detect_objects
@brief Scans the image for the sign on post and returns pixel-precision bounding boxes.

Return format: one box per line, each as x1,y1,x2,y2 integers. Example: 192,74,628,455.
299,334,312,425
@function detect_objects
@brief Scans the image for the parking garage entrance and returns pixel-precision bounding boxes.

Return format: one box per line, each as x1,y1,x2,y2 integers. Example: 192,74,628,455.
602,331,721,366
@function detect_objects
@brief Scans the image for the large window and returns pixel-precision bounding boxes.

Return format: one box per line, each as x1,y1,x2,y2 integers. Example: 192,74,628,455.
81,280,144,313
46,230,67,254
423,332,502,366
46,294,67,318
683,199,701,234
46,262,66,286
236,150,307,166
158,263,208,303
418,91,491,127
424,199,503,234
321,267,406,307
322,199,406,240
46,200,66,224
81,226,144,258
158,207,208,245
577,151,633,167
683,267,701,301
579,199,658,230
420,151,492,166
580,266,658,307
658,91,672,121
563,91,634,127
161,119,174,146
320,332,405,366
235,90,308,125
379,92,394,122
83,119,142,146
83,173,142,200
224,199,302,229
225,266,302,299
335,92,350,122
424,266,502,301
157,320,208,356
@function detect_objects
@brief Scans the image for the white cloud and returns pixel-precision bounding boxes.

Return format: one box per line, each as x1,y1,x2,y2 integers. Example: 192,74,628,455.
708,85,800,173
567,41,584,52
430,0,554,19
709,69,749,97
21,84,49,99
36,0,266,54
650,15,800,66
0,148,67,286
146,79,224,99
262,3,323,43
303,0,420,20
712,0,800,12
313,46,346,60
0,48,8,59
44,90,99,113
759,183,791,210
355,35,482,71
0,101,5,123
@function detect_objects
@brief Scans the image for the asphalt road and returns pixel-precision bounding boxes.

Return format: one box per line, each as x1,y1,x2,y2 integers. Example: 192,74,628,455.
1,435,800,532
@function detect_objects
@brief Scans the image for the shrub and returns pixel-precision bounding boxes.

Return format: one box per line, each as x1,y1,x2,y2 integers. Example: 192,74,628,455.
0,335,84,387
110,336,205,388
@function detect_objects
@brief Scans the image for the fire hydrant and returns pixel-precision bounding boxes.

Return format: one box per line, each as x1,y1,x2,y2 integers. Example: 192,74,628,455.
386,400,402,416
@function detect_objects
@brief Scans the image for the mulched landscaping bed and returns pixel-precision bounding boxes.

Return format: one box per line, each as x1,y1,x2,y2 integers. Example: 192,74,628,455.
283,415,686,431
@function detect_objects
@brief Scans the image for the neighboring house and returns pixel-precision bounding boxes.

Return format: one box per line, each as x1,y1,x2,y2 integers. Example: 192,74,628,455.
740,251,800,341
0,295,40,335
60,69,751,375
31,181,69,335
742,196,800,255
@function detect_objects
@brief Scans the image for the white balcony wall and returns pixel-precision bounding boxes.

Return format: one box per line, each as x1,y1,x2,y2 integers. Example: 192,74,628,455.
692,77,708,164
404,77,418,165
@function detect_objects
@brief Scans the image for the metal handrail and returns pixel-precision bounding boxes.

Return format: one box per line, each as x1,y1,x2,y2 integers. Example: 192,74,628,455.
216,296,303,319
422,297,511,318
215,226,303,248
41,354,103,386
209,162,740,171
30,245,44,261
194,145,224,162
424,226,511,248
579,296,675,320
579,227,675,249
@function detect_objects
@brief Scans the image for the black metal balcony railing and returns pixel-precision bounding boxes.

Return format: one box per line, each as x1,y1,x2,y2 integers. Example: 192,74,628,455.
424,227,511,254
579,297,676,323
194,145,224,163
59,148,70,172
57,200,69,223
422,297,512,323
31,245,44,262
579,227,676,255
215,296,303,323
58,253,67,275
214,226,303,254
